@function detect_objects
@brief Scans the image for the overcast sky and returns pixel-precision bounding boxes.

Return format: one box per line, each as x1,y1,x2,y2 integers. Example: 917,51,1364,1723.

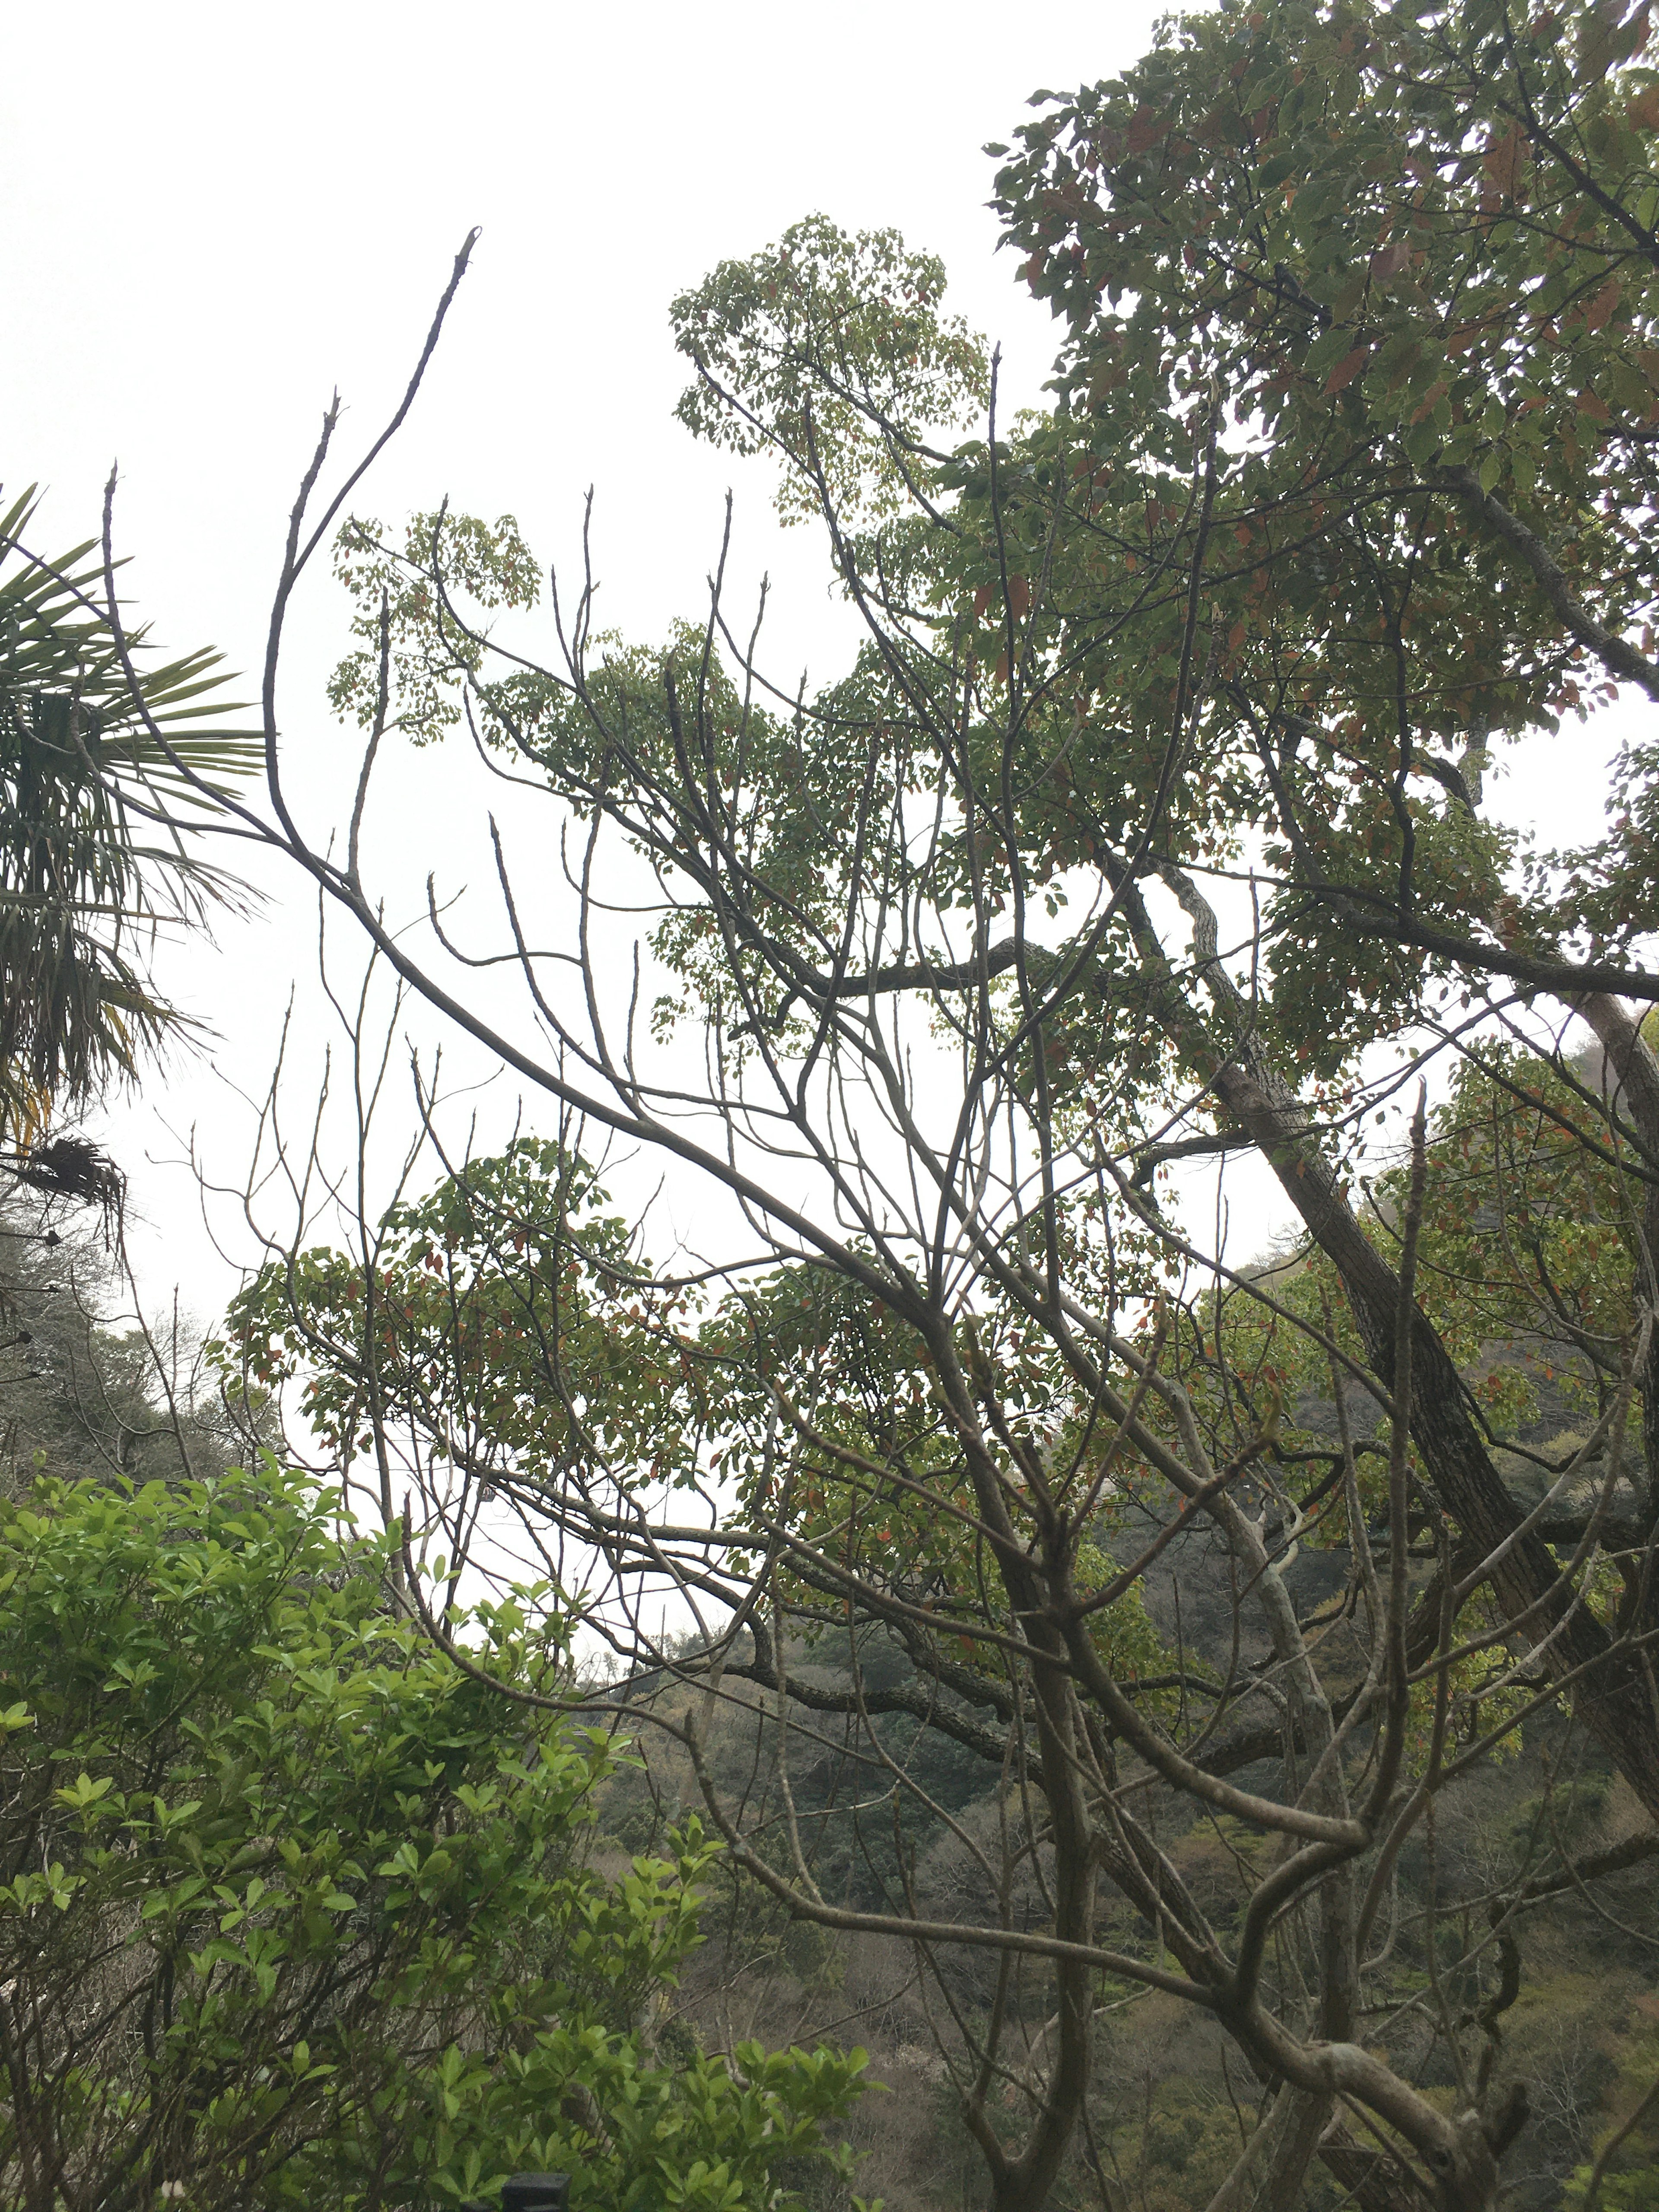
3,0,1157,674
1,0,1624,1330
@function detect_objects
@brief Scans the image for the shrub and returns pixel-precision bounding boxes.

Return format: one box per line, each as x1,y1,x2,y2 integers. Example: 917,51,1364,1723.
0,1466,866,2211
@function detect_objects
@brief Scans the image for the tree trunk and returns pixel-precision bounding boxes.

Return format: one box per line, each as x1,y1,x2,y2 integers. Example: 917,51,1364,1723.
1211,1051,1659,1819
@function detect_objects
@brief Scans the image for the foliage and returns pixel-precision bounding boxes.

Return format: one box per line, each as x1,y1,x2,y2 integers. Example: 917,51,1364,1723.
217,1139,701,1505
327,509,541,747
0,1464,868,2212
988,0,1659,1019
671,214,988,528
1564,2173,1659,2212
222,1150,1174,1713
0,488,257,1140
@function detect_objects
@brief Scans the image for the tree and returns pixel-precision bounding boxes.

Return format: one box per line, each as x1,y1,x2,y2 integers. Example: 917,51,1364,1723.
83,6,1659,2204
0,485,255,1151
977,0,1659,1804
0,1460,868,2212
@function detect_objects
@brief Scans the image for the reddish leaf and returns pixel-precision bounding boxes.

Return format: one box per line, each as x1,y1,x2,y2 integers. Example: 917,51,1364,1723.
1482,120,1528,200
1584,276,1621,333
1325,346,1372,393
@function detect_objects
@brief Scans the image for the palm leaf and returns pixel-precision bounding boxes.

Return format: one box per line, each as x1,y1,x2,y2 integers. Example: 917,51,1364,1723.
0,485,262,1135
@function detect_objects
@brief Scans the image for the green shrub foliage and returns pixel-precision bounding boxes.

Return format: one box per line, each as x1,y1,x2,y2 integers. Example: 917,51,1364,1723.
0,1466,867,2211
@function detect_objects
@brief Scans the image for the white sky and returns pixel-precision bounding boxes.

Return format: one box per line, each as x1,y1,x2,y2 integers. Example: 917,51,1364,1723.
1,0,1631,1338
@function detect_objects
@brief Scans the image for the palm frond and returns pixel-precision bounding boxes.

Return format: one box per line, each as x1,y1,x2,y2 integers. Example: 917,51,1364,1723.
0,484,263,1137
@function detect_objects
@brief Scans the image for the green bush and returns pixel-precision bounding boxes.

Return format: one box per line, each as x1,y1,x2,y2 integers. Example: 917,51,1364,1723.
1564,2164,1659,2209
0,1466,867,2211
